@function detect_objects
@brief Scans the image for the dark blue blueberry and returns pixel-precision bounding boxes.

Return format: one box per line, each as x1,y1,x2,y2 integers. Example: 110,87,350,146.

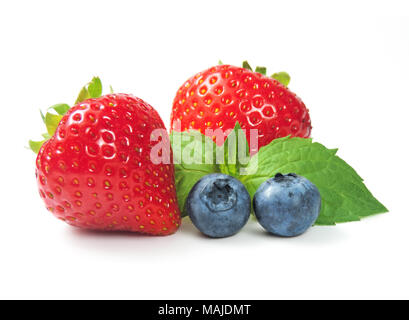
253,173,321,237
186,173,251,238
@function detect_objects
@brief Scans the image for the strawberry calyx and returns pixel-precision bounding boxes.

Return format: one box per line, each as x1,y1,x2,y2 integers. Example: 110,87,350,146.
74,76,103,104
271,72,291,87
29,77,104,153
255,66,267,75
242,60,253,71
240,60,291,87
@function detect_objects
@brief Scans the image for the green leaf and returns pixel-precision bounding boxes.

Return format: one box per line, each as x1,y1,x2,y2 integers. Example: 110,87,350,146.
255,66,267,75
170,130,219,217
31,107,66,154
40,110,46,123
30,78,105,155
75,87,90,104
271,71,291,87
170,125,387,225
109,85,114,94
240,137,388,225
218,60,223,65
242,61,253,71
87,77,103,98
218,122,250,177
48,103,70,115
44,112,63,136
29,140,45,154
75,77,103,104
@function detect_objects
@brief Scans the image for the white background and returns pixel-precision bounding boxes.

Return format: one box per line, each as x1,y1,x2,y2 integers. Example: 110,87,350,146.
0,0,408,299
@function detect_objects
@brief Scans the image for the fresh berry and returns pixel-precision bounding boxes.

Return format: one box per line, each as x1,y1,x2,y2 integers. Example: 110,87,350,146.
33,79,181,235
170,62,311,154
186,173,251,238
253,173,321,237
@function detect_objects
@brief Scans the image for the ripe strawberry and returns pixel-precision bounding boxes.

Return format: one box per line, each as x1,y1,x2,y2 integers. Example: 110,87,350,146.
170,62,311,153
32,78,181,235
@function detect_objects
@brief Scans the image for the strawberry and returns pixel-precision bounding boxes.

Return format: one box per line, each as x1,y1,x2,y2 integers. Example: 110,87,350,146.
170,62,311,154
31,78,181,235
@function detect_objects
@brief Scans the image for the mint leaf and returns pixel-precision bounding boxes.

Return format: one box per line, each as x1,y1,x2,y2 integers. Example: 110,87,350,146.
170,125,387,224
271,71,291,87
170,130,218,216
240,137,388,225
218,123,250,177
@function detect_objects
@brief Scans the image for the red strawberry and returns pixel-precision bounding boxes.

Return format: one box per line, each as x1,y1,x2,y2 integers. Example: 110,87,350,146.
170,62,311,154
32,79,181,235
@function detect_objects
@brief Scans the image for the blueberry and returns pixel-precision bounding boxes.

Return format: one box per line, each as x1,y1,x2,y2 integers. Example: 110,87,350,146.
186,173,251,238
253,173,321,237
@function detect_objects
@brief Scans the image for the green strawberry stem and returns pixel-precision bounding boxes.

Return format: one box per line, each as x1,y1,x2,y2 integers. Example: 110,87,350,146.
75,77,102,104
241,60,291,87
29,77,104,154
242,60,253,71
255,66,267,75
271,72,291,87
